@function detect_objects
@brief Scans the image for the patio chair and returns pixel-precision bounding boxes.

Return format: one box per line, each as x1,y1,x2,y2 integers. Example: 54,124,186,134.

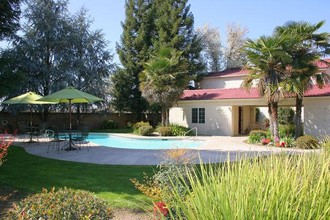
47,129,66,153
72,127,90,151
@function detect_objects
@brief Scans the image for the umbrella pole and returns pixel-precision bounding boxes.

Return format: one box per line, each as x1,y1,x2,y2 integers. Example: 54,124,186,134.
69,99,72,130
67,99,75,151
29,105,33,142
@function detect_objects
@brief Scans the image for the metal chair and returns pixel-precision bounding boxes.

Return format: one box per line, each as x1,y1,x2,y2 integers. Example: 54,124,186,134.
72,127,90,151
47,129,66,153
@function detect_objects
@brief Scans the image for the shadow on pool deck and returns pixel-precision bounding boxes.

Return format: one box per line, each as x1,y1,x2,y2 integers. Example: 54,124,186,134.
13,135,318,165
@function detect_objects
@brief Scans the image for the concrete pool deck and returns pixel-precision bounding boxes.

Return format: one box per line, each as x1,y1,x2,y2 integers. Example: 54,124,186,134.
13,134,318,165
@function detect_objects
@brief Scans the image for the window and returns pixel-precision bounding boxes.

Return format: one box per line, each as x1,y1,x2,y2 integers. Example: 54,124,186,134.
192,108,205,124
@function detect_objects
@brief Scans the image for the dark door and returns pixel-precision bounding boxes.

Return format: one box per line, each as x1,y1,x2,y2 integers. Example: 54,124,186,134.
239,107,243,134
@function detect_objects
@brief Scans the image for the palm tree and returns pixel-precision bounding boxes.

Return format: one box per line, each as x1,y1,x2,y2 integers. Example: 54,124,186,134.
242,35,291,141
275,21,330,138
140,47,189,126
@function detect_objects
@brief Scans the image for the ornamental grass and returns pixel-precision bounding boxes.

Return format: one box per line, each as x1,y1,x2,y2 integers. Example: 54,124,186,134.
168,151,330,220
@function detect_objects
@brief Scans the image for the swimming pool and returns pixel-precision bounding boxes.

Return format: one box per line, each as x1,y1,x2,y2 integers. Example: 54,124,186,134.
88,133,205,150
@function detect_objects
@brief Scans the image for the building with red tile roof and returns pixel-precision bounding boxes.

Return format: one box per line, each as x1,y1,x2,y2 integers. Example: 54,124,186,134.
169,59,330,137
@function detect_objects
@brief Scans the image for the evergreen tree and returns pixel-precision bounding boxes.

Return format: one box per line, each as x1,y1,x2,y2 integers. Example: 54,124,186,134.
0,0,21,40
113,0,203,118
114,0,154,119
153,0,204,73
0,0,22,97
4,0,113,122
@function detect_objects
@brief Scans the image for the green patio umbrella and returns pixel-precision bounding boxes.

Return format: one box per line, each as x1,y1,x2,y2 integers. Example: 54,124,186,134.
2,91,55,126
2,91,53,105
2,91,55,142
37,87,103,150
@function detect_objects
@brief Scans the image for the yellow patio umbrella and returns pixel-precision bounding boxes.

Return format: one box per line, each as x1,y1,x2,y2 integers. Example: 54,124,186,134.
2,91,55,124
2,91,55,142
37,87,103,150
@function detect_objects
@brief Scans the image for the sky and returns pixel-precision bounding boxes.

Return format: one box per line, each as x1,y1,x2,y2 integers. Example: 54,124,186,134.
67,0,330,62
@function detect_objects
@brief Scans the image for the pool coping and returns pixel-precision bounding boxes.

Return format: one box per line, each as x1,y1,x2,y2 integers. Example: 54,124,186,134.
12,134,320,165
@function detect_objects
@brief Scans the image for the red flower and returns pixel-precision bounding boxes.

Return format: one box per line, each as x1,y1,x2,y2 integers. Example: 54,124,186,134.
261,138,270,145
154,201,169,218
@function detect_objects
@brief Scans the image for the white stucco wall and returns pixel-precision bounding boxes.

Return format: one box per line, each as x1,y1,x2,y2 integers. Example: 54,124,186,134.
304,97,330,138
169,102,233,136
200,77,245,89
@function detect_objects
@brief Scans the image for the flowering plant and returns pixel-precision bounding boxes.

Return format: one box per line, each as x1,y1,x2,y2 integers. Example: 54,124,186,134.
154,201,169,219
261,138,271,145
0,132,14,166
275,141,286,148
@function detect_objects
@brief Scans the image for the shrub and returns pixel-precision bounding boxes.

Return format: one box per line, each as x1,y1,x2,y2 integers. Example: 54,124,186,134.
133,121,150,131
6,187,113,219
279,124,295,138
167,152,330,219
133,121,153,135
131,149,196,219
0,133,14,166
157,124,190,136
278,107,295,124
248,130,267,144
102,119,118,129
295,135,320,149
138,125,154,136
281,136,295,148
170,124,190,136
158,126,173,136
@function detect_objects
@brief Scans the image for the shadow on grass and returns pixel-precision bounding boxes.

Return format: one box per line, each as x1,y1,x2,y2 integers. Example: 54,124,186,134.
0,146,156,208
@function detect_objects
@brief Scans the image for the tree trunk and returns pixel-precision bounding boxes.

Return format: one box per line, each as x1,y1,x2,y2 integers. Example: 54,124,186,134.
268,102,273,134
165,108,170,126
295,96,303,139
271,101,280,142
161,108,166,126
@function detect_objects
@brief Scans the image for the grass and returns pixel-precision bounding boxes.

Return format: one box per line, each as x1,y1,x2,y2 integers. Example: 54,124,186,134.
0,146,155,210
168,152,330,220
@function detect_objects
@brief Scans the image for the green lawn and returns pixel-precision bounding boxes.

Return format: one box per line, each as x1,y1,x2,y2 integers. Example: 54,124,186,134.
0,146,155,210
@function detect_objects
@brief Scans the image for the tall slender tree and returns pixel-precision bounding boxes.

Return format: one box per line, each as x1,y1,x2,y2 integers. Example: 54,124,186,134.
114,0,154,119
275,21,330,138
153,0,204,73
242,35,292,141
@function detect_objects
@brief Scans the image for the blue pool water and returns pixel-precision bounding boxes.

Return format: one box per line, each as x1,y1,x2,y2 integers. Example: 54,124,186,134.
88,133,204,150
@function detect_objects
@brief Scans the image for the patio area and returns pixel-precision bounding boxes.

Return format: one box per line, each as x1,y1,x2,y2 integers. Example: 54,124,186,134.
12,135,317,165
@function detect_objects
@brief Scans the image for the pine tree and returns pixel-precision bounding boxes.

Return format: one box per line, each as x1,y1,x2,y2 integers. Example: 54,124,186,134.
114,0,203,119
153,0,204,73
0,0,21,40
114,0,154,119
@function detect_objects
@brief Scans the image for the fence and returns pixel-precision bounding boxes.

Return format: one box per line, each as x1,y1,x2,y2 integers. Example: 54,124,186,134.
0,112,160,133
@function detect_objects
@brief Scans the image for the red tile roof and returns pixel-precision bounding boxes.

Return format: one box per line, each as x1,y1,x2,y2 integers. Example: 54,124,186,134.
181,84,330,101
205,59,330,78
304,84,330,97
315,59,330,69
